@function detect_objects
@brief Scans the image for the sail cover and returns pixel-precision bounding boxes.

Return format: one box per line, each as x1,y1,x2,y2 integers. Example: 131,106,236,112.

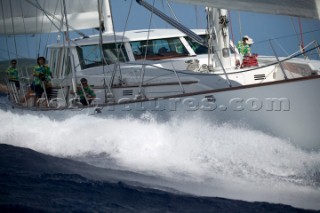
0,0,100,35
171,0,320,20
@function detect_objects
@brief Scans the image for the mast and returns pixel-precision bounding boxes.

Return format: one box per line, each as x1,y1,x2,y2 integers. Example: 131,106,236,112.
207,7,231,69
102,0,114,33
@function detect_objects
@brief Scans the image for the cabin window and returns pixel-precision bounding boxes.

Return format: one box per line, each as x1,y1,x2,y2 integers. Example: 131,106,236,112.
76,43,128,69
102,43,129,64
185,35,208,54
185,34,237,54
130,37,188,61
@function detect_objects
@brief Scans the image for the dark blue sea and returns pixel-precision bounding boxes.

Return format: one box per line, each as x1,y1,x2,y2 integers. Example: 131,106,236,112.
0,95,319,212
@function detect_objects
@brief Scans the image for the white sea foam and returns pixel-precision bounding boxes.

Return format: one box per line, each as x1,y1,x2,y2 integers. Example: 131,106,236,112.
1,109,320,209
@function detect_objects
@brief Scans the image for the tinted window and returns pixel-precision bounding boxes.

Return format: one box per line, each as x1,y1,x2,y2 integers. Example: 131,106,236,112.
77,43,128,69
130,37,188,60
185,35,208,54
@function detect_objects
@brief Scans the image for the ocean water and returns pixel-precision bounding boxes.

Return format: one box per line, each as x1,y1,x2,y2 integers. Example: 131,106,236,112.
0,108,320,211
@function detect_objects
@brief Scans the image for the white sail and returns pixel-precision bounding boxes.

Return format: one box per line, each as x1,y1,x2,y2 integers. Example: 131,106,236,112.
0,0,100,35
171,0,320,20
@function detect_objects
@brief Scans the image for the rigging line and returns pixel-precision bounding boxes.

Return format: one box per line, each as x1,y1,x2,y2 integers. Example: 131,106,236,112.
138,0,205,45
161,0,165,14
206,7,213,69
97,0,112,101
62,0,76,93
228,10,237,63
119,0,134,50
112,0,134,84
31,0,63,34
59,0,69,69
274,39,289,56
36,0,58,57
138,0,156,95
0,0,10,59
161,0,168,28
34,1,40,57
35,0,45,35
19,0,31,58
194,5,199,29
109,0,131,87
166,0,179,22
24,0,88,38
298,17,305,55
309,30,320,59
111,0,133,83
161,0,165,25
98,0,108,67
59,1,65,32
58,3,68,78
237,11,242,39
33,0,76,58
290,17,301,45
137,0,185,92
287,40,318,58
251,28,320,45
35,0,47,57
8,0,18,59
41,0,60,57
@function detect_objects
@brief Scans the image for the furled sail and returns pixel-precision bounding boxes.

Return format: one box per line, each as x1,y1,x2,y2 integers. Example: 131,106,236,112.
171,0,320,20
0,0,100,35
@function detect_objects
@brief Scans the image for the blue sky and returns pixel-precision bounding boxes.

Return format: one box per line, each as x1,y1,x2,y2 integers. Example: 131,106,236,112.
1,0,320,60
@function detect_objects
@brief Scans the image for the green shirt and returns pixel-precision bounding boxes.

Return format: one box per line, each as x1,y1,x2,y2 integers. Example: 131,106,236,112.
77,85,96,99
33,65,51,85
237,41,251,56
6,66,19,81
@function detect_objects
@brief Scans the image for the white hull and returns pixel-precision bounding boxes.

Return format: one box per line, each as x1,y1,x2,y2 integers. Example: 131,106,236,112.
3,75,320,151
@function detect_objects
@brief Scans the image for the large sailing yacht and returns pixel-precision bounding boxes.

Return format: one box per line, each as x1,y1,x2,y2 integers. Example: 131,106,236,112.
0,0,320,151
